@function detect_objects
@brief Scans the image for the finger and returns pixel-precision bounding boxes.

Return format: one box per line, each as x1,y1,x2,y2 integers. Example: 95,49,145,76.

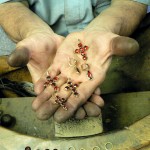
32,74,66,111
89,94,104,107
35,98,58,120
83,102,101,117
74,107,86,120
111,36,139,56
7,47,30,67
35,79,79,120
93,87,101,95
54,80,99,123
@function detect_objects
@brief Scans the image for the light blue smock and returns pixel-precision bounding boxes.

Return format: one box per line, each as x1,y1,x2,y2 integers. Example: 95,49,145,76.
0,0,150,36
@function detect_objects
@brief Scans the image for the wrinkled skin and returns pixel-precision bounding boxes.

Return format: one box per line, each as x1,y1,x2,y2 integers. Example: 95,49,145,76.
7,31,105,119
32,30,139,123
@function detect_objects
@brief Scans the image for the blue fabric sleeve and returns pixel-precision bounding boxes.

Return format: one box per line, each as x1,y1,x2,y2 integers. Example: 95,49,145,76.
93,0,111,17
133,0,150,5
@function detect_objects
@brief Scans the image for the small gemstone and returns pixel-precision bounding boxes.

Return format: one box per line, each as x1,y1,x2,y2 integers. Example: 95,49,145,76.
76,67,80,74
56,95,60,99
72,88,76,92
61,98,67,103
53,76,58,81
67,81,72,85
69,84,74,89
70,84,73,87
69,58,77,66
49,79,53,84
46,76,51,81
83,56,87,60
52,82,56,86
54,86,59,92
75,49,80,53
87,70,93,80
65,86,70,90
78,43,82,48
81,52,86,56
74,92,79,97
55,99,59,104
84,46,89,50
81,63,89,71
25,146,31,150
63,105,68,111
44,82,48,88
80,48,85,53
74,84,78,88
58,99,62,103
60,103,64,106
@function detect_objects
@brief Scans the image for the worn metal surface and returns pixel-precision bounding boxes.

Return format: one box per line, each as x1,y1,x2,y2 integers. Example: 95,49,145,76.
0,13,150,150
0,91,149,139
0,115,149,150
0,97,103,139
0,97,55,139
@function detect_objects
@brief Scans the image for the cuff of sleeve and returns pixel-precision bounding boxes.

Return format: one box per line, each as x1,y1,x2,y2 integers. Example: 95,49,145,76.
133,0,150,5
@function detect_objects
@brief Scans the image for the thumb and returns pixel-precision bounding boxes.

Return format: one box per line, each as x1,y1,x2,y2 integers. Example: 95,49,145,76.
7,47,30,67
111,36,139,56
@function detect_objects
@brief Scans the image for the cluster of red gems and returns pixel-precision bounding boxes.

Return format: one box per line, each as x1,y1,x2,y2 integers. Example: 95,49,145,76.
44,74,68,110
75,40,93,80
44,75,60,92
54,95,67,110
74,40,89,60
65,79,79,97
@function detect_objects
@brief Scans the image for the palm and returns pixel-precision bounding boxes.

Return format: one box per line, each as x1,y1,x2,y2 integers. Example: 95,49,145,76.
16,33,64,83
33,31,117,122
53,31,117,84
33,30,139,122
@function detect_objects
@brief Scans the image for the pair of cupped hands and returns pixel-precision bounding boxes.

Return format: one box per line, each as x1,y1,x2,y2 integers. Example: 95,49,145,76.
8,29,139,123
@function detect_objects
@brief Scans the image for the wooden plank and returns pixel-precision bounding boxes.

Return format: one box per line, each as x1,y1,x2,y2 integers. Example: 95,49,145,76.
0,115,149,150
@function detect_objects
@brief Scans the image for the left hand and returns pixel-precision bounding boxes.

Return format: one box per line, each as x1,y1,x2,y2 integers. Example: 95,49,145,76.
32,30,139,123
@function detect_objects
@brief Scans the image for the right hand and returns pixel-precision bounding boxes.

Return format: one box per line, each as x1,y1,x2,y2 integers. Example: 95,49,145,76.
7,31,64,83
